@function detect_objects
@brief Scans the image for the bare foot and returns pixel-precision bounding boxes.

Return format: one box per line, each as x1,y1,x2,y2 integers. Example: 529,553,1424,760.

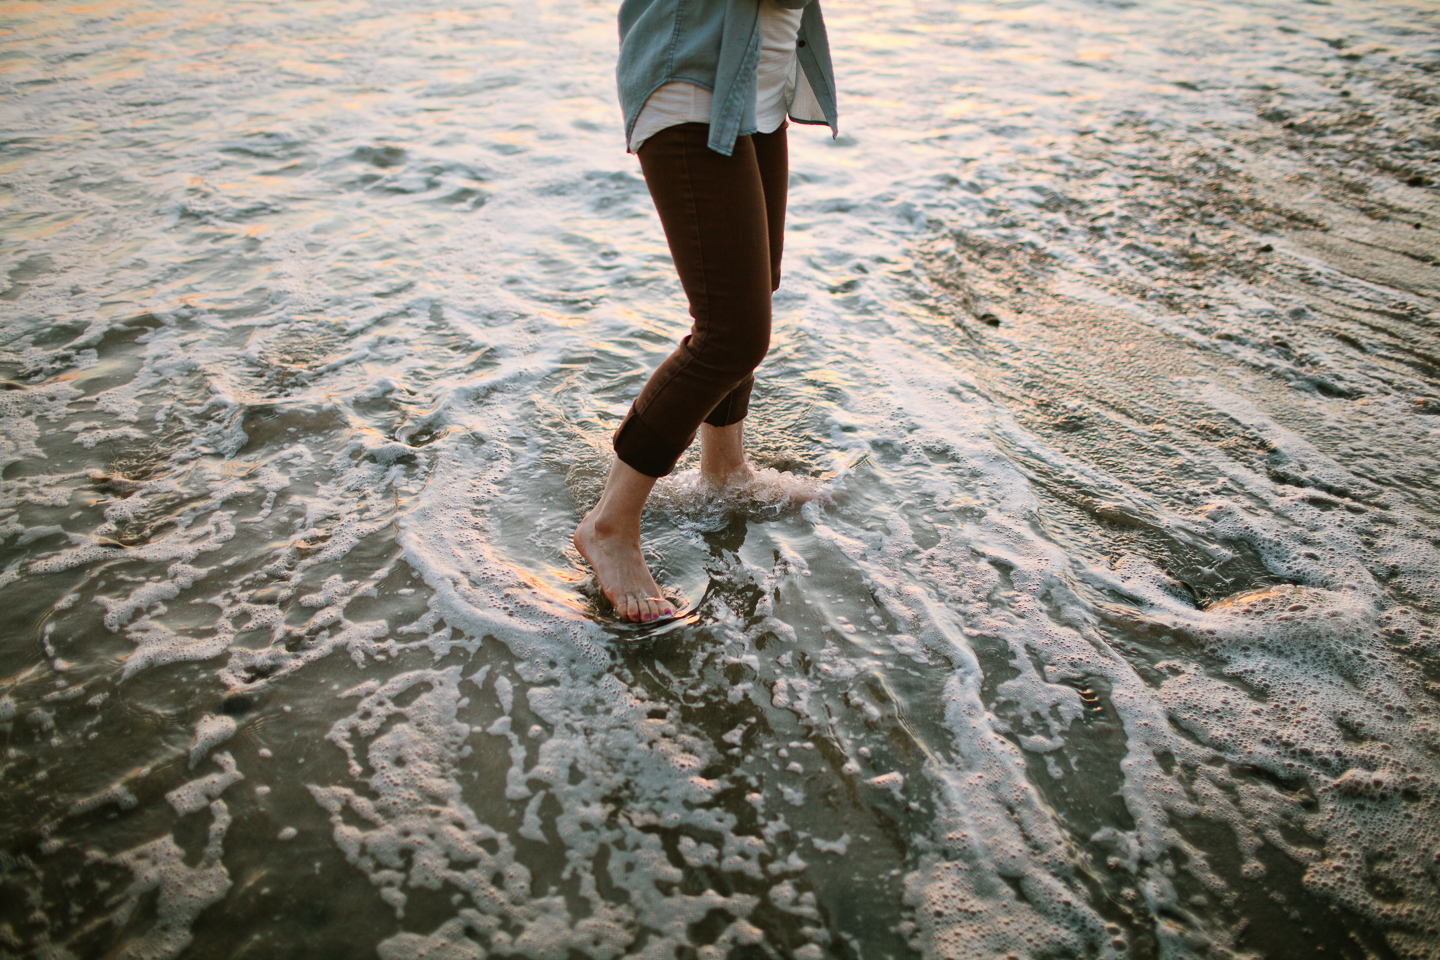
702,460,756,490
574,511,673,622
699,421,753,488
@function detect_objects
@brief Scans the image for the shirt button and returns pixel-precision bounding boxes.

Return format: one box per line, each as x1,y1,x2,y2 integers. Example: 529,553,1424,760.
797,39,806,47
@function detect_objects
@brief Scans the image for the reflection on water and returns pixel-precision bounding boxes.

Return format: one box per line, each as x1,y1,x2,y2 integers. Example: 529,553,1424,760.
2,0,1438,957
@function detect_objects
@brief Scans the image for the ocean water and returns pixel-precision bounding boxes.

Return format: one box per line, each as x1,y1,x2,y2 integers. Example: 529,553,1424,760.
2,0,1438,957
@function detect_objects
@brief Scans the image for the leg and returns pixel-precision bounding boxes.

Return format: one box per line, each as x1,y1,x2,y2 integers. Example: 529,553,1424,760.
698,124,789,486
577,125,776,620
573,458,672,622
752,122,789,294
613,123,775,477
699,420,750,486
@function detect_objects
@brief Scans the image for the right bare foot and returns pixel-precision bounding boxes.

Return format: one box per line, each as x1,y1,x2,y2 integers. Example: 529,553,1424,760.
702,460,756,490
699,421,752,489
573,511,673,622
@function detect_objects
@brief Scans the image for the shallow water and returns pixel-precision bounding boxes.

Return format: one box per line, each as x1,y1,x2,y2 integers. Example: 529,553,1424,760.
2,0,1439,957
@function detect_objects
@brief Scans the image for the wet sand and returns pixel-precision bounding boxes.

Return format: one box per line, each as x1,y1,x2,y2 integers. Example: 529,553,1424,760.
1,0,1438,957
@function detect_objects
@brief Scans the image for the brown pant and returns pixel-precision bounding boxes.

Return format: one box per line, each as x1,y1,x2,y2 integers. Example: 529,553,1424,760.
613,122,788,478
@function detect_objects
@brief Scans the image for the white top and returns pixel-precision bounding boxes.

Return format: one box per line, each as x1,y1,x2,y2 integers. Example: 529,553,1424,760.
628,0,804,152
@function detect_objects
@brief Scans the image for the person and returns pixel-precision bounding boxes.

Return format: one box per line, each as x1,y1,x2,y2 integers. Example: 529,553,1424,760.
574,0,839,622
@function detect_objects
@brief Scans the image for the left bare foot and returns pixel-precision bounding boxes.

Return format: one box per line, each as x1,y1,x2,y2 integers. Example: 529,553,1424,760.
573,511,672,622
572,456,672,623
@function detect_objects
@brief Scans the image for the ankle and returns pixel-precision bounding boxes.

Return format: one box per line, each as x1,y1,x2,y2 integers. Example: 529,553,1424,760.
584,507,636,542
699,423,746,474
700,449,748,480
703,460,751,486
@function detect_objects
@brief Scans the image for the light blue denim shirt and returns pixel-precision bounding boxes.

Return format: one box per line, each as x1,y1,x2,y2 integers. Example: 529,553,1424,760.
616,0,838,156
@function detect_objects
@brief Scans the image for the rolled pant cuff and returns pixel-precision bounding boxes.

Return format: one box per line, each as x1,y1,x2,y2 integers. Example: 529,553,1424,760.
613,409,689,478
702,375,753,427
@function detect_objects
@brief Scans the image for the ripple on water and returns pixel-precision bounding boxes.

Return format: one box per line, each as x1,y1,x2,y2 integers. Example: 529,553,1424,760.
2,0,1440,957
